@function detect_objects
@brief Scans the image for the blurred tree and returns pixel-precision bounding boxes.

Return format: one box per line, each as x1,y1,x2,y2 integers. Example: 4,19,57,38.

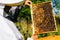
18,5,32,40
19,5,31,23
52,0,60,10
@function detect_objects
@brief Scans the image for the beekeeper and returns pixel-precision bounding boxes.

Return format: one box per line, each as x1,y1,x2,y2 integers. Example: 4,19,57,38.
0,0,38,40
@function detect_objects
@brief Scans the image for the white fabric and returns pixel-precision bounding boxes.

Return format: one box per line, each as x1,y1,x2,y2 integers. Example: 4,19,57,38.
0,0,23,4
0,15,33,40
27,38,33,40
4,17,23,40
0,5,5,16
0,9,4,16
0,15,18,40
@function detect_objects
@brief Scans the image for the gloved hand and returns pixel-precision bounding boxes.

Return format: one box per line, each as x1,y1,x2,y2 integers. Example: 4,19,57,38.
24,0,32,6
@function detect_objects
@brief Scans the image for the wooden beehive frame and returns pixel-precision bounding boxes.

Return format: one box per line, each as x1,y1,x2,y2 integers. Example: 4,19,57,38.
30,1,57,34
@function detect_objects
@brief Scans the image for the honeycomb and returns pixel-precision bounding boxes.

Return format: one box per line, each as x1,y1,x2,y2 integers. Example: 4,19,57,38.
31,2,57,34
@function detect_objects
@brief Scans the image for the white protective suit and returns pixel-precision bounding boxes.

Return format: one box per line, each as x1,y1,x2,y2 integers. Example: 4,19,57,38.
0,3,33,40
0,4,24,40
